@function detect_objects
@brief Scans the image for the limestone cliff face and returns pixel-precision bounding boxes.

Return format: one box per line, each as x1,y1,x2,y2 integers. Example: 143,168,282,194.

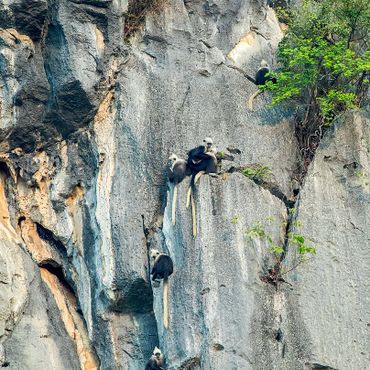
0,1,369,369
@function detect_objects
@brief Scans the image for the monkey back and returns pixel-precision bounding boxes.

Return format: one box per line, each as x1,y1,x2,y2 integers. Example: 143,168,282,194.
255,67,276,86
151,255,174,281
145,357,164,370
187,145,217,174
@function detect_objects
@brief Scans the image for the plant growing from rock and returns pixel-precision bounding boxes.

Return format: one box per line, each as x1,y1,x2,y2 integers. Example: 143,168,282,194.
365,139,370,154
243,164,272,183
231,215,240,225
354,170,370,186
264,0,370,179
246,217,316,286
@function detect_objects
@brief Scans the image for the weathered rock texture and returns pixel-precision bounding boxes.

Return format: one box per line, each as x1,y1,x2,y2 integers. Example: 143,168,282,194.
0,0,368,369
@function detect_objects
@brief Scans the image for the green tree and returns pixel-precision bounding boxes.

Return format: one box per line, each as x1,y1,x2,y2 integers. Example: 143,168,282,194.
264,0,369,175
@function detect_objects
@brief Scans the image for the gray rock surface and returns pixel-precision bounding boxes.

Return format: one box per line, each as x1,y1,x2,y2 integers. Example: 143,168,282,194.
284,111,370,370
0,0,369,369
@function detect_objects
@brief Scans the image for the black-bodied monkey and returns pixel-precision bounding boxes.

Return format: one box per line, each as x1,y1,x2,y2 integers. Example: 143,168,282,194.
150,249,174,329
186,137,217,236
145,346,164,370
255,59,276,86
168,154,189,225
248,60,277,110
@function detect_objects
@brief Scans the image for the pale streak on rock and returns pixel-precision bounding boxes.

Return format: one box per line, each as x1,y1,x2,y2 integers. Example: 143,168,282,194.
95,26,105,53
66,184,85,256
19,218,62,265
0,29,33,131
94,89,117,289
40,267,100,370
0,171,28,339
227,31,256,65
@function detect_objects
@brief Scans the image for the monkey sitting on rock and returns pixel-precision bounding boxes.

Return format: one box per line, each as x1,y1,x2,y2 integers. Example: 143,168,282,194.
167,153,190,225
187,137,218,179
248,59,277,110
145,346,165,370
186,137,218,237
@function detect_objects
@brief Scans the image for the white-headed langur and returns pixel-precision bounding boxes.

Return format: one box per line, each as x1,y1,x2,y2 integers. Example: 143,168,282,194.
150,249,174,329
247,59,277,110
145,346,165,370
168,154,189,225
186,137,218,237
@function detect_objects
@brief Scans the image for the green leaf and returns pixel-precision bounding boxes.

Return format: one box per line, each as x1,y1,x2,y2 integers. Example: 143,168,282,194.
271,245,285,254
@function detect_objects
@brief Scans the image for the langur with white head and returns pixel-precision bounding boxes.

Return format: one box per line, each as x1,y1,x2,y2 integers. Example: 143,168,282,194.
150,249,174,329
167,153,189,225
247,59,277,110
186,137,218,237
145,346,165,370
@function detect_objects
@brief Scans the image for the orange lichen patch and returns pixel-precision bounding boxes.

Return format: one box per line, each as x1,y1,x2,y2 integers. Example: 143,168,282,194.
95,26,105,52
40,268,99,370
19,218,61,265
32,151,50,184
227,31,256,63
14,151,58,227
16,175,56,226
94,91,114,126
66,184,85,207
0,28,33,46
66,185,85,256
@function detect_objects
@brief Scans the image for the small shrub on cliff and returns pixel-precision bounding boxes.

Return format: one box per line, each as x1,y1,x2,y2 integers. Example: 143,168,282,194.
243,164,272,183
246,217,316,284
365,139,370,154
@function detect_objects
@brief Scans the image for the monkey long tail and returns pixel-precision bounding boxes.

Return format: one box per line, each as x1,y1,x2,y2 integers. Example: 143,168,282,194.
247,90,262,110
171,184,178,225
186,171,205,208
163,278,169,329
186,185,192,209
191,192,197,238
186,174,195,209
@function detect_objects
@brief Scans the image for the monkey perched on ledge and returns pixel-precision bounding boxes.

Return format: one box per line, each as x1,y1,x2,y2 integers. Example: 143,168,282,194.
150,249,174,329
167,154,189,225
186,137,218,237
248,59,277,110
187,137,218,178
145,346,165,370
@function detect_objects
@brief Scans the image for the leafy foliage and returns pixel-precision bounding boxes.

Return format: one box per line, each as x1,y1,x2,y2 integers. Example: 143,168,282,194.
264,0,369,180
354,170,370,186
365,139,370,154
246,220,273,244
265,0,369,123
231,215,240,225
243,164,272,182
288,233,316,258
247,217,316,265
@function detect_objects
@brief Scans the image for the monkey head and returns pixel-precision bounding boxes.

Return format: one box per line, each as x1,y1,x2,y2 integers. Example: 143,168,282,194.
153,346,162,358
169,153,178,161
260,59,269,68
203,137,213,149
150,249,161,259
168,153,178,165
